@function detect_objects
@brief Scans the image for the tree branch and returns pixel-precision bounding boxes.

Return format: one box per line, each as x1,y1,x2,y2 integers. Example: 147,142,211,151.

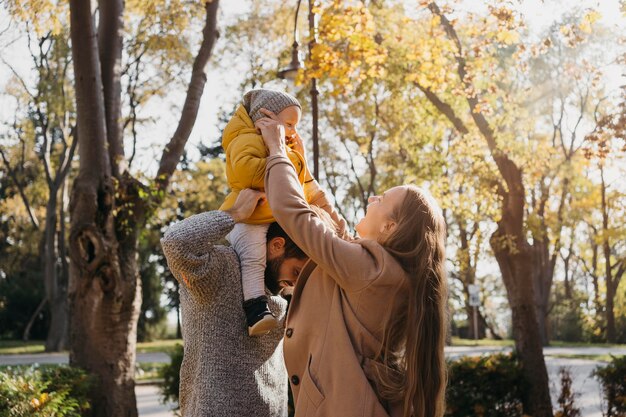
428,1,526,237
98,0,125,178
155,0,220,192
415,82,469,135
0,146,40,229
70,0,111,183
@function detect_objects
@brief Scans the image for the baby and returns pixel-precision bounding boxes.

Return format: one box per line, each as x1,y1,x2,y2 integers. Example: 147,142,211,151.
220,89,313,336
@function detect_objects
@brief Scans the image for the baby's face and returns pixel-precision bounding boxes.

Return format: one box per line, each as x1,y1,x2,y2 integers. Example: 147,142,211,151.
277,105,301,139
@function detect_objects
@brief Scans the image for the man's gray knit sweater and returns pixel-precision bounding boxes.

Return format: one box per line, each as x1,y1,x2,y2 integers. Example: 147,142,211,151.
160,210,288,417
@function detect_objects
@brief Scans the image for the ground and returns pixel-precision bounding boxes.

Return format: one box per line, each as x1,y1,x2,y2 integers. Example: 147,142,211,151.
1,341,624,416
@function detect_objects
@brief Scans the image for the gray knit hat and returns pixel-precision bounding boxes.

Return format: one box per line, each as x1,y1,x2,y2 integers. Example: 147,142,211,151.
243,89,301,123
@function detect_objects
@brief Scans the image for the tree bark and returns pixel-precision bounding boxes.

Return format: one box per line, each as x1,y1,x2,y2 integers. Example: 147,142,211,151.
600,166,616,343
44,187,69,351
69,0,137,415
98,0,125,178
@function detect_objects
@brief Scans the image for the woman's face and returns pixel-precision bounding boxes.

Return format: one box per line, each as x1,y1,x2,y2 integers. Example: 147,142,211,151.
277,105,301,139
355,185,408,240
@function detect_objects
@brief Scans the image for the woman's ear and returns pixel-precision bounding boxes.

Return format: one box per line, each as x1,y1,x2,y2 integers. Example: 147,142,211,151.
380,220,397,237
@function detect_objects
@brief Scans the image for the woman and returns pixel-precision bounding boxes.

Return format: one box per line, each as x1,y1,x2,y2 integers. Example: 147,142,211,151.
256,109,448,417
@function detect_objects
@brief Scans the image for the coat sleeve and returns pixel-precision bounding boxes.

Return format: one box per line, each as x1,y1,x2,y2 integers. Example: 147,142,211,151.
228,134,267,190
265,155,384,292
160,210,236,303
303,179,350,240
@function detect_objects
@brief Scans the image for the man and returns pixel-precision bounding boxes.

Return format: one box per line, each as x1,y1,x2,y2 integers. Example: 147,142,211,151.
160,189,307,417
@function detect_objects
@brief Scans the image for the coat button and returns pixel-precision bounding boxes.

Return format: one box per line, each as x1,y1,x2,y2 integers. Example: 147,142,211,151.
291,375,300,385
285,328,293,338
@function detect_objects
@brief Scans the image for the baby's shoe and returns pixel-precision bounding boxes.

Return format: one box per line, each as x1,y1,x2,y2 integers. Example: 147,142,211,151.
244,296,278,336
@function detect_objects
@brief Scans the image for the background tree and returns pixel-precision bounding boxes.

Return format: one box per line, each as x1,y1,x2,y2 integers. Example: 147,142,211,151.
63,0,220,414
0,24,76,351
582,83,626,343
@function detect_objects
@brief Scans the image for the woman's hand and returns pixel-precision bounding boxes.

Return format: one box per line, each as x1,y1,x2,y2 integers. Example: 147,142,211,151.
224,189,266,223
255,108,287,155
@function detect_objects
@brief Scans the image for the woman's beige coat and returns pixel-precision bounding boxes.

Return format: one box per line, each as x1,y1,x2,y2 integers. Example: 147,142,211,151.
265,154,409,417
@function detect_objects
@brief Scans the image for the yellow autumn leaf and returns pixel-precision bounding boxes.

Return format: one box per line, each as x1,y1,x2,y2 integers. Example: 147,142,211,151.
496,30,519,45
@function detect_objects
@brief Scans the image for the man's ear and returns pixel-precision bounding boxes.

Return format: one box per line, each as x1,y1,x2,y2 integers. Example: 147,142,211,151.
268,237,286,257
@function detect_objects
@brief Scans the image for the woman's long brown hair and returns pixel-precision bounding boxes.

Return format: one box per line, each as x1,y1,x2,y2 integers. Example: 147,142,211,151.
375,185,448,417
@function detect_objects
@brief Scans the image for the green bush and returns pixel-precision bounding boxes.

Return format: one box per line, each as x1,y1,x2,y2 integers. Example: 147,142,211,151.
445,353,527,417
593,355,626,417
0,365,93,417
159,343,183,409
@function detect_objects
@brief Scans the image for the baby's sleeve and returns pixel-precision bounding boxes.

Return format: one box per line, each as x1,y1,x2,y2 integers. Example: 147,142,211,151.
227,134,267,190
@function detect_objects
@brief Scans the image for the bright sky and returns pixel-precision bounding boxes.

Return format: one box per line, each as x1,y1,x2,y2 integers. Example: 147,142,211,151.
1,0,623,178
0,0,626,172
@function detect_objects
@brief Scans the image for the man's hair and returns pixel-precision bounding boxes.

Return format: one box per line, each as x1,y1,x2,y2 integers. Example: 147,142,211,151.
266,222,307,260
264,206,340,295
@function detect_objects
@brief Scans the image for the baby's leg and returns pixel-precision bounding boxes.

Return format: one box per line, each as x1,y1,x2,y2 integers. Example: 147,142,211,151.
227,223,277,336
227,223,269,301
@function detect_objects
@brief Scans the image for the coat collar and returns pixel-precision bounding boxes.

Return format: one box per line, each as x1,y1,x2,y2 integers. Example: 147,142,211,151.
287,257,317,317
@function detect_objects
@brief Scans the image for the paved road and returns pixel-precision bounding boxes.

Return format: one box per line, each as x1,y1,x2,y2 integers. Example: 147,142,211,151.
3,346,623,416
136,385,177,417
0,351,170,366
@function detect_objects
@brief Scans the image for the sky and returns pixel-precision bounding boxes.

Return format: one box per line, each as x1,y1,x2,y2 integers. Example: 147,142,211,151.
1,0,623,178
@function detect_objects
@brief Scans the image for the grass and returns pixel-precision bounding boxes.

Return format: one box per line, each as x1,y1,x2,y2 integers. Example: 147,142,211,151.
450,337,514,347
545,353,624,362
0,340,46,355
136,339,182,354
548,340,626,349
0,339,183,355
450,337,626,349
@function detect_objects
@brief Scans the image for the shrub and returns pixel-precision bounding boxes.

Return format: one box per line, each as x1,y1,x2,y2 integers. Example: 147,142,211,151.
594,355,626,417
555,367,581,417
0,365,93,417
159,343,184,409
445,353,527,417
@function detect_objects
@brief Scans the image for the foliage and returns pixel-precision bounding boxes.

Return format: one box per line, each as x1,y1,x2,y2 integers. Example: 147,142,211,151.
445,353,526,417
137,226,169,342
594,355,626,416
0,256,48,340
549,283,586,343
0,365,93,417
555,367,581,417
158,343,184,410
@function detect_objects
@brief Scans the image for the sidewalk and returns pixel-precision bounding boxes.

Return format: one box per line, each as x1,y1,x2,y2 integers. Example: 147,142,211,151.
136,385,177,417
2,345,624,366
0,351,170,366
2,345,622,416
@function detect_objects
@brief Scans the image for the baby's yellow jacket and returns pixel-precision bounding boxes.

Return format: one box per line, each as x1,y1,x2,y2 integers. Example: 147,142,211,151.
219,104,313,224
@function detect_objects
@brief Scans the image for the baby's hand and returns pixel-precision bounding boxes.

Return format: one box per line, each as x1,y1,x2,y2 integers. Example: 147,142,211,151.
286,132,306,158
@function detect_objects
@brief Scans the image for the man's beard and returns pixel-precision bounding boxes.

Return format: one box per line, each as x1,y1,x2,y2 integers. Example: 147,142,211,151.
264,254,284,295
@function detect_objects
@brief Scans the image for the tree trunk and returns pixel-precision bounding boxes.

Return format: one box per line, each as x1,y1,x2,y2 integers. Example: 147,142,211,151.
532,241,552,346
98,0,125,177
491,231,553,417
44,187,69,352
68,1,220,414
68,0,138,414
600,166,616,343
